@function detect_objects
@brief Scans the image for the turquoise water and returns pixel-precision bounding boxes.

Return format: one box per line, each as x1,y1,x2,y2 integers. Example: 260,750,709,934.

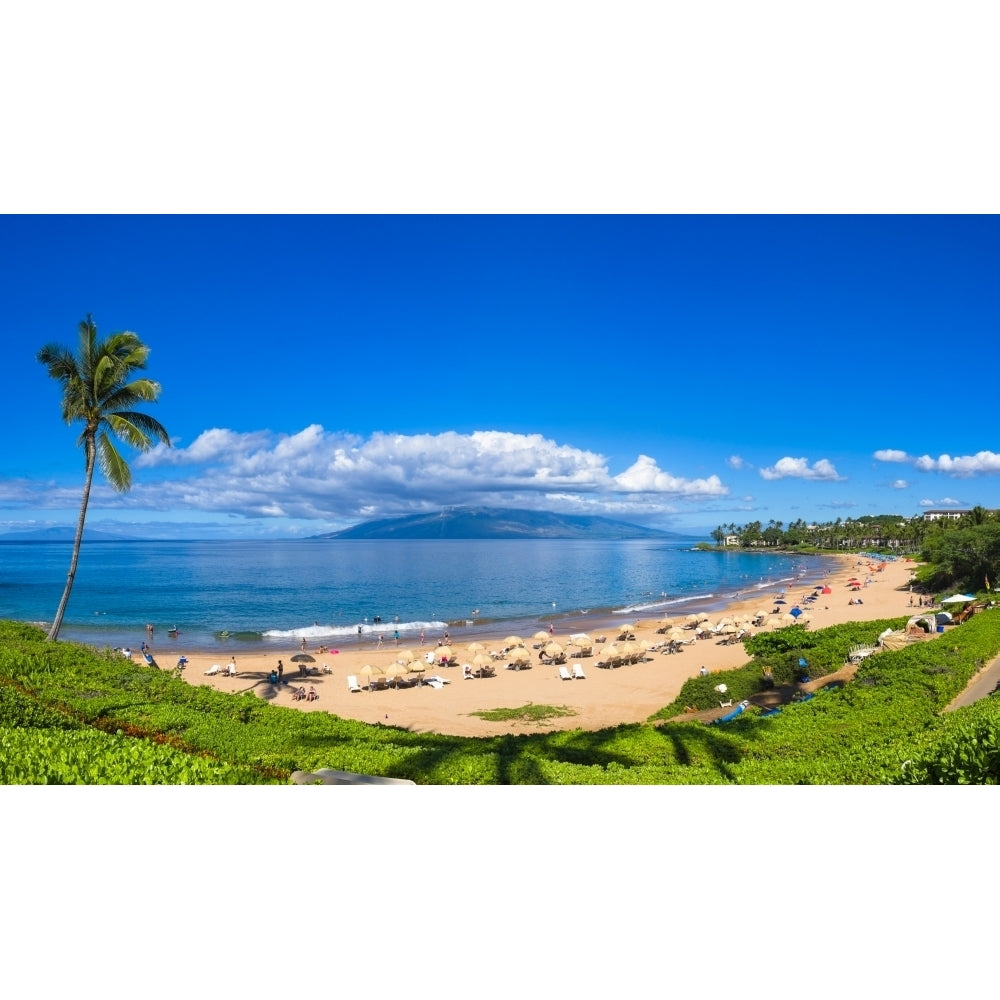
0,538,834,652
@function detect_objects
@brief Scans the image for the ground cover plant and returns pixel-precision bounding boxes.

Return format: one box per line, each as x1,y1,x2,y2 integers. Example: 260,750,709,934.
469,703,577,724
3,615,1000,784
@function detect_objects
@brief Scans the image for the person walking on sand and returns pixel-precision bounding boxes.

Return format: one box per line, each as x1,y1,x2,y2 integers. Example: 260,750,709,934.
377,634,384,649
393,628,400,646
300,637,307,652
419,629,425,647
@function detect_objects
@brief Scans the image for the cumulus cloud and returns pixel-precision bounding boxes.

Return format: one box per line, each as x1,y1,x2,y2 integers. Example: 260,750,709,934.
86,427,732,525
874,448,1000,478
890,480,909,490
613,455,727,496
759,457,843,481
727,455,748,470
137,428,273,467
873,449,910,463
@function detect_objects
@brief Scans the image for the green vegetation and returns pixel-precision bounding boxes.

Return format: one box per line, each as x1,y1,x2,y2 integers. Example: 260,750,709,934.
36,316,170,640
713,509,1000,600
4,614,1000,784
469,703,577,724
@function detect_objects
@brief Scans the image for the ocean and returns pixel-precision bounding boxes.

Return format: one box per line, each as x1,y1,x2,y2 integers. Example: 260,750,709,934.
0,537,836,653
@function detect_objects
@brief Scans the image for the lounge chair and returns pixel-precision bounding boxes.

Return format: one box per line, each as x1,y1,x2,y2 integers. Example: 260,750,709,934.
204,663,221,675
347,675,361,693
559,665,573,680
719,698,734,708
572,663,586,679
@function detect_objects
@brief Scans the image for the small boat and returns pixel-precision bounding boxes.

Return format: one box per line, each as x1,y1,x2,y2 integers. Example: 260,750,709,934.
167,627,179,636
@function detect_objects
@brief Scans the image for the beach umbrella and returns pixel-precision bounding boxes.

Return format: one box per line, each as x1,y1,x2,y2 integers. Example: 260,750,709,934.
467,642,485,654
291,653,316,663
533,630,551,641
472,652,492,668
436,646,453,661
507,647,531,664
821,586,832,594
685,614,699,623
359,664,382,687
790,607,803,618
504,636,524,648
773,599,786,605
543,642,564,656
388,661,410,676
667,627,685,640
396,649,416,664
942,594,975,604
568,633,592,645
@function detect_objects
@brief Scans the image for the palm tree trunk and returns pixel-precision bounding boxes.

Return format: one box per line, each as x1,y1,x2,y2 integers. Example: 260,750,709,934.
47,441,96,642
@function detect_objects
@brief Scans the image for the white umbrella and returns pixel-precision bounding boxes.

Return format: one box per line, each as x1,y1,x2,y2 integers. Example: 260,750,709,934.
942,594,975,604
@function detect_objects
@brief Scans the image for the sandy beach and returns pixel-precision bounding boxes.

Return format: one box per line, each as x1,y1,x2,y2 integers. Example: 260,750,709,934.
158,553,921,737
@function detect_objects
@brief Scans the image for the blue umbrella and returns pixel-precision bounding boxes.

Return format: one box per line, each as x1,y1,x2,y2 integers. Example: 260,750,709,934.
790,606,803,618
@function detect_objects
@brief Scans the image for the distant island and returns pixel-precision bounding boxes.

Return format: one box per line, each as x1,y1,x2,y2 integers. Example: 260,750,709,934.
315,507,680,540
0,526,136,542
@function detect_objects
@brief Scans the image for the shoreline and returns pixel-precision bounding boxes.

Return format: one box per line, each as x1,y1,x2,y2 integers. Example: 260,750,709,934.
55,550,845,657
142,551,921,738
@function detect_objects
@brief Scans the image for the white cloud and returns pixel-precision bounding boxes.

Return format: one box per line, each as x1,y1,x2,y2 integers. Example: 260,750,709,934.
77,427,732,525
873,449,910,463
727,455,747,470
875,448,1000,478
137,428,273,467
612,455,727,496
890,479,909,490
759,457,843,481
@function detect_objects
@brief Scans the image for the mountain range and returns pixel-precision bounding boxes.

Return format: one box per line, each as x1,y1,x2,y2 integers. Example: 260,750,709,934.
315,507,679,540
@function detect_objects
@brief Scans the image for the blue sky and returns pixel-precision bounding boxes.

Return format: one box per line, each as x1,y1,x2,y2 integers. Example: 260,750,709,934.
2,214,998,539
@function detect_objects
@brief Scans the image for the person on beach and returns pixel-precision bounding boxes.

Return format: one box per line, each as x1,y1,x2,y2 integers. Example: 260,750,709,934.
307,686,318,701
419,629,425,646
377,634,384,649
699,665,709,676
277,660,284,682
227,658,237,676
300,637,307,652
393,629,399,646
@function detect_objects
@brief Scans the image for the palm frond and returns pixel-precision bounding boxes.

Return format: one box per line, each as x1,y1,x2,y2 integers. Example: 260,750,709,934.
96,432,131,492
108,410,171,448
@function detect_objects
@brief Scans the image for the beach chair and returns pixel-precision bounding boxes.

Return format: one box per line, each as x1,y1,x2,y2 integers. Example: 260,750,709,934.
347,675,361,693
719,698,734,709
559,665,573,680
204,663,221,676
572,663,586,679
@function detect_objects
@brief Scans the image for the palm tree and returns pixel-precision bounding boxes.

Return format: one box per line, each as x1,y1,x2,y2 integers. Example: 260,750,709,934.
37,315,170,641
